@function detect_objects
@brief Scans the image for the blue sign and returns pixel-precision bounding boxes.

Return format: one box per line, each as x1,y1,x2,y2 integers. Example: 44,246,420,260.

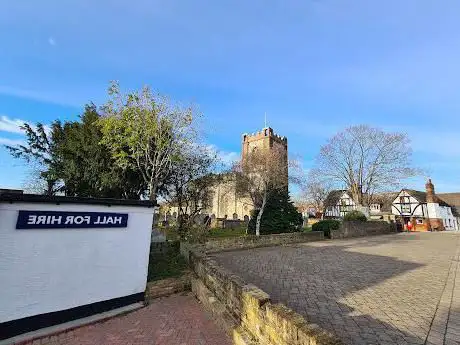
16,210,129,229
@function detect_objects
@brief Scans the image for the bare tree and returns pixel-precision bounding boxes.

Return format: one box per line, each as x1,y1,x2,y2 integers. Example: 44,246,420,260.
234,145,297,236
314,125,418,206
302,168,332,214
164,145,220,238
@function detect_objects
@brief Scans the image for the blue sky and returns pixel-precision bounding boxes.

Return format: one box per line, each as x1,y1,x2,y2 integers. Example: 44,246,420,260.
1,0,460,193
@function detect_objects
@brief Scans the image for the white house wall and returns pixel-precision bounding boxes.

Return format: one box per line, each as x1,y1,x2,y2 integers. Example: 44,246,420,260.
391,190,458,231
437,205,458,230
392,191,426,217
427,203,440,219
0,202,153,324
325,206,340,218
325,192,356,218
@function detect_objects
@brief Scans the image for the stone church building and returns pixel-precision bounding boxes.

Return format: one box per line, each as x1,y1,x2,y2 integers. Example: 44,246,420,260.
160,127,288,226
204,127,288,225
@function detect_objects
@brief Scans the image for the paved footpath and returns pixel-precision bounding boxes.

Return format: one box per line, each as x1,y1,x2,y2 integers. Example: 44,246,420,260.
214,232,460,345
24,293,231,345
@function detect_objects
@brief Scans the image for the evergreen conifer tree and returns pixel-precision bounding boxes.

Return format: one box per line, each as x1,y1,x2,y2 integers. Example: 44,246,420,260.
248,190,303,234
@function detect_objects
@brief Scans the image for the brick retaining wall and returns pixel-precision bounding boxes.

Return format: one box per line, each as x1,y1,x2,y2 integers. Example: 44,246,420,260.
182,241,341,344
330,221,397,239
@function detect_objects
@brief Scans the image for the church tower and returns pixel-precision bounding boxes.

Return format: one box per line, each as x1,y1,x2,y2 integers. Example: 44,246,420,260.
206,127,288,221
241,127,288,183
241,127,288,161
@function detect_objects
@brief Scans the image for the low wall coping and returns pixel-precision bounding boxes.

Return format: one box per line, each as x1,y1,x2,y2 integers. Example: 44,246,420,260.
0,193,156,207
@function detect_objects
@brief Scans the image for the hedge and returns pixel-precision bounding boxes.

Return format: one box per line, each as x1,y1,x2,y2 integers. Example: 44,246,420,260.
312,219,341,238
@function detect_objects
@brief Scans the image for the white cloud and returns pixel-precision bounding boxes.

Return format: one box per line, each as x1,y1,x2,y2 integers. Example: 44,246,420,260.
206,144,239,167
0,137,23,146
48,37,56,46
0,115,26,134
219,150,239,166
0,115,51,138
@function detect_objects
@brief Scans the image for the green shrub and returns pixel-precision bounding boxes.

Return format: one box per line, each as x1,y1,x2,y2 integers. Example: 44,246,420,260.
343,210,367,222
312,220,341,238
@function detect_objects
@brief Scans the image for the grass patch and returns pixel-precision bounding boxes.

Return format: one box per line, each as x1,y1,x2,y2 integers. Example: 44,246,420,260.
207,226,247,238
302,225,312,232
147,242,188,282
157,225,248,240
159,226,180,241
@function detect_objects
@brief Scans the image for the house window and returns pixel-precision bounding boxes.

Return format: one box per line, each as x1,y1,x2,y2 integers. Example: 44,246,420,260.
400,196,411,204
400,196,411,213
401,204,411,213
342,198,352,206
416,219,423,225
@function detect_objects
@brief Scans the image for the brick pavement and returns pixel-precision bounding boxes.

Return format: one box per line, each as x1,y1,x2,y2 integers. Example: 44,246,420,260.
22,293,231,345
214,232,460,345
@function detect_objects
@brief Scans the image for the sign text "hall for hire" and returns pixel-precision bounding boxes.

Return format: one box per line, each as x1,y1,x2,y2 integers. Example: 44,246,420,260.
16,210,129,229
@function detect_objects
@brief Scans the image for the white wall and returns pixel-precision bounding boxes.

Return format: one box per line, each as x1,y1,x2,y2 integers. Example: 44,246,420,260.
391,191,458,230
392,191,426,216
325,192,356,218
0,202,153,323
436,205,458,231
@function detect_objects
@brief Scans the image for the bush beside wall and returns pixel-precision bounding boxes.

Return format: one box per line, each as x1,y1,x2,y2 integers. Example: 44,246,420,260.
312,220,341,238
343,210,367,222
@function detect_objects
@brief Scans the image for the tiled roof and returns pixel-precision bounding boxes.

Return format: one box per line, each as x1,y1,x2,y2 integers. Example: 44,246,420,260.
372,192,399,212
403,189,450,207
324,190,347,207
438,193,460,216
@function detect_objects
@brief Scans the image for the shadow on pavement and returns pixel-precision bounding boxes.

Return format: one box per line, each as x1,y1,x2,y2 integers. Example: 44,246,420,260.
212,235,449,345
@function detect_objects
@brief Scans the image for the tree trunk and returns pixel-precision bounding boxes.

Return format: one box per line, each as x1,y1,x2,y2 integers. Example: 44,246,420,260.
46,179,55,196
255,192,267,236
149,186,157,204
350,183,363,206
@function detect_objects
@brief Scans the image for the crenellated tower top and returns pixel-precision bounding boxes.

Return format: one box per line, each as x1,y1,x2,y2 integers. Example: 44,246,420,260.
241,127,288,162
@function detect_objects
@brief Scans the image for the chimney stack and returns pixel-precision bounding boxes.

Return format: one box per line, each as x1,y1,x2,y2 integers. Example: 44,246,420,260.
426,179,436,203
